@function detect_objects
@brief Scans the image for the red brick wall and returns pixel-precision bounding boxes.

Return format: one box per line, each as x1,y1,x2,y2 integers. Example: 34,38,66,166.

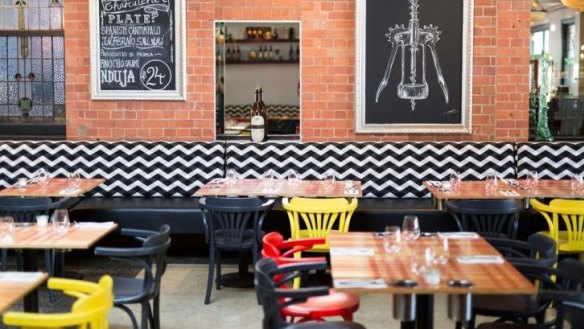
64,0,530,141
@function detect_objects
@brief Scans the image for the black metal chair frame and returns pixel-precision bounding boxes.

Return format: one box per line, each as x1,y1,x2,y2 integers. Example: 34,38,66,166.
444,199,523,239
95,224,171,329
255,258,365,329
199,196,274,304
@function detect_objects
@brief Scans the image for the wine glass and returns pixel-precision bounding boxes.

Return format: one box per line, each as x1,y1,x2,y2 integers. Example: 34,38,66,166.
431,236,449,265
37,168,49,185
68,171,80,190
226,169,238,185
51,209,70,234
0,216,14,242
526,171,539,190
287,169,299,184
571,173,584,191
323,170,336,191
383,226,401,253
485,171,498,192
402,215,420,241
449,171,461,191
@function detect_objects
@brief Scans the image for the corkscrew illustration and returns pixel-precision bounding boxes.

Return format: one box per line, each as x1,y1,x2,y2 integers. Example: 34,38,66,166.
375,0,449,111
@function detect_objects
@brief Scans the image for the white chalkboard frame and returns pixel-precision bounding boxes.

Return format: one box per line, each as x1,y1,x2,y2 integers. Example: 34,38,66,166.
355,0,473,134
89,0,186,100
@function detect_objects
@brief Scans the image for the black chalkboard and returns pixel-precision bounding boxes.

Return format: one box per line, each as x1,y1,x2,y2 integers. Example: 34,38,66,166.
98,0,176,92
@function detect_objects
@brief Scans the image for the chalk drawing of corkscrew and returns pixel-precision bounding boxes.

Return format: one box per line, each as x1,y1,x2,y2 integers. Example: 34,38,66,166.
375,0,449,111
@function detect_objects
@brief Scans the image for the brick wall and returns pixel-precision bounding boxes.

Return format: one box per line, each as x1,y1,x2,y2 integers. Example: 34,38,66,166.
64,0,531,141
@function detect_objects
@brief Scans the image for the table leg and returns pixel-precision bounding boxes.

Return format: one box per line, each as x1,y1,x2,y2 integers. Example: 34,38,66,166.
220,251,254,288
401,321,416,329
416,294,433,329
22,249,39,312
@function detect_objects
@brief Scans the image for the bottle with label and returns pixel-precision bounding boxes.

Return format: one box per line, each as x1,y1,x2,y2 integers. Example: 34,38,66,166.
250,87,268,142
289,45,294,61
268,45,273,60
258,45,264,61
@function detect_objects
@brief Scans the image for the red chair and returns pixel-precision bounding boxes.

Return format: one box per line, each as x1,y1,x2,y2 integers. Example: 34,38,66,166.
261,232,360,322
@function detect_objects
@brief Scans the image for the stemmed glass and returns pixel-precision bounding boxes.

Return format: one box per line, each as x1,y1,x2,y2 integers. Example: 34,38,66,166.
449,171,461,191
0,216,15,242
287,169,300,185
526,171,539,190
430,236,449,265
226,169,238,185
323,170,336,191
402,215,420,241
68,171,80,190
485,171,498,192
383,226,401,253
571,173,584,191
51,209,70,234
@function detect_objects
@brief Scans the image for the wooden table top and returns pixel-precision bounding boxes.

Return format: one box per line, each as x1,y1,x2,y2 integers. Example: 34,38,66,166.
329,232,536,295
195,178,363,198
423,179,584,201
0,178,105,197
0,223,118,249
0,272,47,313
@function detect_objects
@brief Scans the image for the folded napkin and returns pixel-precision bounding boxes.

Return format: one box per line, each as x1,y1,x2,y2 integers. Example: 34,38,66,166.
334,278,387,289
59,187,81,195
75,221,115,228
437,232,479,240
456,255,504,264
502,179,530,190
499,190,520,197
426,181,443,187
330,247,375,256
0,272,44,282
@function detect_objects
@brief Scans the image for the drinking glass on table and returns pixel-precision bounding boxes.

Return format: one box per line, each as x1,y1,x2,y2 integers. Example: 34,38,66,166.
0,216,15,242
226,169,238,185
526,170,539,190
402,215,420,241
35,168,49,185
571,173,584,191
383,226,401,253
51,209,70,234
287,169,300,185
430,235,449,265
485,171,498,192
449,171,461,191
262,169,275,181
323,170,336,191
68,171,80,190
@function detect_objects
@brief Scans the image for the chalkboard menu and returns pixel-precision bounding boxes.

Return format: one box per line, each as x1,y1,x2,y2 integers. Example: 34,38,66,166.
90,0,185,100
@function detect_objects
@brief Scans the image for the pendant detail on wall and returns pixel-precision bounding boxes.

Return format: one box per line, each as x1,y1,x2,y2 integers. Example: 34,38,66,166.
375,0,449,111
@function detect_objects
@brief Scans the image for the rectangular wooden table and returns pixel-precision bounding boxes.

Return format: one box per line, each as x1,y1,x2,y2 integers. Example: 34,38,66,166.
0,178,105,197
0,223,118,312
195,178,363,198
329,232,535,329
0,272,48,313
423,179,584,209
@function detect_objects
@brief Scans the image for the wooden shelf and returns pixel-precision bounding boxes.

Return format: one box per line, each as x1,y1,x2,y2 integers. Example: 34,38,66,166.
219,39,299,44
220,60,299,65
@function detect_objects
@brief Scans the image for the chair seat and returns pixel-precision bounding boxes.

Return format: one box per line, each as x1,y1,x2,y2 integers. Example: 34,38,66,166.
287,321,366,329
473,294,538,315
284,289,359,317
538,231,584,253
214,229,255,250
112,276,150,304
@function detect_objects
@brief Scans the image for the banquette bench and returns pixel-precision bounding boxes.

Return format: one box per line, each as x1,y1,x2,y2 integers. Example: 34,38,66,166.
0,140,582,239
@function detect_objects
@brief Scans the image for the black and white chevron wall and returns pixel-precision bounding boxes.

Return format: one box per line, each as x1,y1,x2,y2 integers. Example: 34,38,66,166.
516,142,584,179
0,141,225,197
226,142,516,198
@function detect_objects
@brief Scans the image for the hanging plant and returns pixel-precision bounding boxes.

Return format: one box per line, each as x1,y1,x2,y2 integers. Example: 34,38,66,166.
18,97,32,117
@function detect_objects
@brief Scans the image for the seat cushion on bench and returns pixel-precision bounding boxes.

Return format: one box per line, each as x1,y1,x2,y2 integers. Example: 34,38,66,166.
516,142,584,179
70,197,205,234
226,142,516,198
0,141,225,197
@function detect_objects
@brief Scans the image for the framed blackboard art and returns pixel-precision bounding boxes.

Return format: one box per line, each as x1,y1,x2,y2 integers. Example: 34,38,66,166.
90,0,186,100
355,0,473,133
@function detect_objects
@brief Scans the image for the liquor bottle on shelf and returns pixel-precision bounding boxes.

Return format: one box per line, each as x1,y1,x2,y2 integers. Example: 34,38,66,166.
258,45,264,61
250,86,268,142
236,46,241,62
273,27,278,40
268,45,273,60
295,45,299,61
289,45,294,61
226,47,232,63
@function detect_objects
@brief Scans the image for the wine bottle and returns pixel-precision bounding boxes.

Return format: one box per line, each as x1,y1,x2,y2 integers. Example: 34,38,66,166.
268,45,273,60
226,47,232,63
258,45,264,61
295,45,299,61
289,45,294,61
250,87,268,142
236,46,241,62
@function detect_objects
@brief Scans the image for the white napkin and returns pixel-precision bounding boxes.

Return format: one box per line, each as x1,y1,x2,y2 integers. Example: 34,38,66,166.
426,181,442,187
437,232,479,240
75,221,115,228
456,255,504,264
334,278,387,289
499,190,520,197
0,272,44,282
330,247,375,256
59,188,81,195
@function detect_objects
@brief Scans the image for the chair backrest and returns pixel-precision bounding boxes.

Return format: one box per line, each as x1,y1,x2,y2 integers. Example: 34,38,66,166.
3,275,114,329
485,234,556,267
531,199,584,251
282,197,358,242
444,199,522,239
255,258,329,329
512,259,584,325
199,197,274,248
0,197,70,222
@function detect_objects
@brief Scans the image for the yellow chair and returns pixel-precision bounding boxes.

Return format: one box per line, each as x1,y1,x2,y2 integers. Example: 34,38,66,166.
530,198,584,260
282,197,358,254
3,275,114,329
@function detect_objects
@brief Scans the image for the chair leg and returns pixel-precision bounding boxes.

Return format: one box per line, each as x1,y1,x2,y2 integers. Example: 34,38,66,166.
205,246,215,304
1,249,7,271
153,296,161,329
44,249,56,304
141,301,151,329
115,304,139,329
216,250,222,289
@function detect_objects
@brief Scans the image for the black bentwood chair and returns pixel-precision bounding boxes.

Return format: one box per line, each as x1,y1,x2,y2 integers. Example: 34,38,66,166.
94,225,171,329
255,258,366,329
455,234,557,329
444,199,523,239
475,259,584,329
199,197,274,304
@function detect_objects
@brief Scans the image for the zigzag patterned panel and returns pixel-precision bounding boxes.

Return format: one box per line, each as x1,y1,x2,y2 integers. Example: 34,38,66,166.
224,105,300,119
516,142,584,180
226,142,516,198
0,141,225,197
